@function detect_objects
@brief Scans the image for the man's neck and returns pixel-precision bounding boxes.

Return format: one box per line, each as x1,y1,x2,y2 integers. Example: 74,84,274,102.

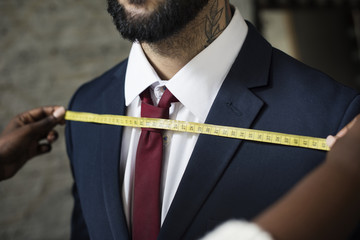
140,0,232,80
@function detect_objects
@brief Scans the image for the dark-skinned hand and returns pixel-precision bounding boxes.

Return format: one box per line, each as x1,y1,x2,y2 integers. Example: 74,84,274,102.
0,106,65,181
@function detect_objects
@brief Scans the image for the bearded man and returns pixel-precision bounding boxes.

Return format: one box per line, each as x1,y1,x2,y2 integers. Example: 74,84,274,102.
66,0,360,239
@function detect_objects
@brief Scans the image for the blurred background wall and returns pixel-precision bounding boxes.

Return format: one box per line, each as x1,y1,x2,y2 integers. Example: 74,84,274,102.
256,0,360,90
0,0,358,239
0,1,128,239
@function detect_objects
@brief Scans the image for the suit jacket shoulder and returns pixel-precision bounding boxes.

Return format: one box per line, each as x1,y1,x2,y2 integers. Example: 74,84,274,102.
266,46,360,134
68,59,128,112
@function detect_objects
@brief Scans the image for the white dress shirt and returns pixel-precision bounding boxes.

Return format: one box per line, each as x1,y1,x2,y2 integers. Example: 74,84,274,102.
120,7,248,229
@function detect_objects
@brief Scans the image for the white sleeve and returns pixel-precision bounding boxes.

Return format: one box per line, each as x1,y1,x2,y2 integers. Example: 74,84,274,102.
200,220,273,240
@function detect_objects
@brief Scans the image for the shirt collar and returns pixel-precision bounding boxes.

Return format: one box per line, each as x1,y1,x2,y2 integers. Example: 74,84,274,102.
125,7,248,122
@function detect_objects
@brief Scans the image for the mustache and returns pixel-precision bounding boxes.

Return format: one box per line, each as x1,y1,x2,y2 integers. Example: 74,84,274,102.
129,0,147,5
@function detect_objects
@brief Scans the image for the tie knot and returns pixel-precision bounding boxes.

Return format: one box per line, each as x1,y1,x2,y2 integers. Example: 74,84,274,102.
158,88,178,108
140,87,178,119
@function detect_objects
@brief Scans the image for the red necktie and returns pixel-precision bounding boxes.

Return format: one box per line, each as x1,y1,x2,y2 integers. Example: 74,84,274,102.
132,87,178,240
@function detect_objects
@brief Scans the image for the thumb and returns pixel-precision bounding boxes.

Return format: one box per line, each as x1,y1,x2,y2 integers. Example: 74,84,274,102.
28,106,66,136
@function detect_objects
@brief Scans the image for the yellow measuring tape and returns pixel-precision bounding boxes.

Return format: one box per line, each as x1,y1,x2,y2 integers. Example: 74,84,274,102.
65,110,330,151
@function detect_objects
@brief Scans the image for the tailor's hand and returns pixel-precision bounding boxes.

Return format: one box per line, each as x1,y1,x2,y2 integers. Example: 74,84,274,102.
0,106,66,181
326,115,360,179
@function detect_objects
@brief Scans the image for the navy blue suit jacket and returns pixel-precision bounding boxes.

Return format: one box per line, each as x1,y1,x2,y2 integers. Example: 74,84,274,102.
66,23,360,239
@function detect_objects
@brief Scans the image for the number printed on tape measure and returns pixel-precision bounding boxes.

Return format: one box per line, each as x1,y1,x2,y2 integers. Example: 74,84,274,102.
65,111,330,151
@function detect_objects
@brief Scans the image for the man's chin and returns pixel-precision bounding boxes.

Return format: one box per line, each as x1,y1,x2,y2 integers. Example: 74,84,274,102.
108,0,209,43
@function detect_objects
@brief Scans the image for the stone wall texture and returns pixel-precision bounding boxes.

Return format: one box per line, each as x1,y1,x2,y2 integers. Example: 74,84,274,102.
0,1,253,239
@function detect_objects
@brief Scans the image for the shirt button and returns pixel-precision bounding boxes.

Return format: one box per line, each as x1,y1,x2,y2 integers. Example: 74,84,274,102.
163,133,172,147
163,134,168,145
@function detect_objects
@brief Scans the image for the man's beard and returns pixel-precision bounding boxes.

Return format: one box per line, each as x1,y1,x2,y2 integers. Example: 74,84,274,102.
107,0,209,43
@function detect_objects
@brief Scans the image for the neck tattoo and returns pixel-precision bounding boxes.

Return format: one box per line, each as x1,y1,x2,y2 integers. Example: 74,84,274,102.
204,0,231,47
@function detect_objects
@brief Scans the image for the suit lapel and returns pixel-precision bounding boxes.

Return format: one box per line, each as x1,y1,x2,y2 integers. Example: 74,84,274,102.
159,23,272,240
99,62,131,239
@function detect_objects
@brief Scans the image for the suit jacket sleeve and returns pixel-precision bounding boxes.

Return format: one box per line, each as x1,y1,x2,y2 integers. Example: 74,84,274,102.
66,90,91,240
337,95,360,132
